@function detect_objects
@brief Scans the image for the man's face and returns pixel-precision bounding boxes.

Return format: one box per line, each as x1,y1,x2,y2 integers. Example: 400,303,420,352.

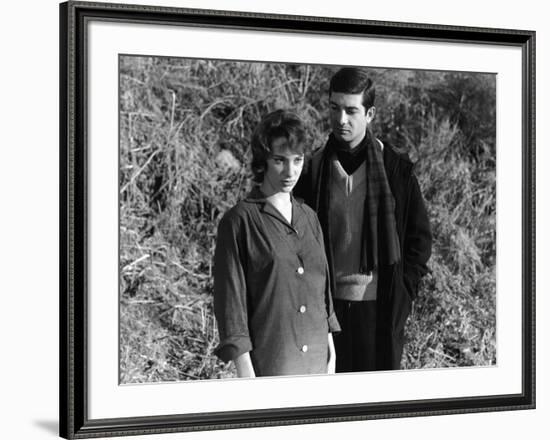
329,92,375,150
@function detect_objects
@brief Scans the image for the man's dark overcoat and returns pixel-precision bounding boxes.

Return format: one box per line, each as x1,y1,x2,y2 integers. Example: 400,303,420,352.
294,140,432,370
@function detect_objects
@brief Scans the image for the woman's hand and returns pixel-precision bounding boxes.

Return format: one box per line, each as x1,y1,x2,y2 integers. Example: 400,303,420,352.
327,332,336,374
234,352,256,378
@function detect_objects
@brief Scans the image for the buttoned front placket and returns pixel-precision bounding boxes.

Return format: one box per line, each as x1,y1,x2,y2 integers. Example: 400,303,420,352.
260,200,314,361
295,252,309,357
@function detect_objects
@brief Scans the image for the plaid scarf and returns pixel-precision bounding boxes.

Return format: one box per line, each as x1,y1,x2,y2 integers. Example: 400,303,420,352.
315,131,401,273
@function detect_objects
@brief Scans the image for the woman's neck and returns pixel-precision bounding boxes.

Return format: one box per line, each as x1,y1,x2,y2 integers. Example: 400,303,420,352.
260,186,292,223
265,191,291,205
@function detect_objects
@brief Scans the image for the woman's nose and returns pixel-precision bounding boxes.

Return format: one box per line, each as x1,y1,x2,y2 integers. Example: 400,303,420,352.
284,162,297,176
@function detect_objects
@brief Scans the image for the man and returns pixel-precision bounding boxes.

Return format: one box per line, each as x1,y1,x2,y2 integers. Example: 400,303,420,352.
294,67,432,372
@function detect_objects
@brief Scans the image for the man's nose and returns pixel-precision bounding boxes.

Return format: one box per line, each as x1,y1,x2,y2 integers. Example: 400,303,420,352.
338,110,348,125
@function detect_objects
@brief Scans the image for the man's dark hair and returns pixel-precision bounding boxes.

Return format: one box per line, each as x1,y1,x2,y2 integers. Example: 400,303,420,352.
329,67,375,110
250,109,308,183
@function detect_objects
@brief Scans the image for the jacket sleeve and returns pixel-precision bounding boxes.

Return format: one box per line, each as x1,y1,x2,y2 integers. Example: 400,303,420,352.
212,212,253,362
402,173,432,300
325,265,341,333
309,209,340,333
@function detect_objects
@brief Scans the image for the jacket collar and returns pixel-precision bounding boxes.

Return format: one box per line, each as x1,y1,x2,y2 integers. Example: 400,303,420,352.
244,186,303,231
382,139,413,179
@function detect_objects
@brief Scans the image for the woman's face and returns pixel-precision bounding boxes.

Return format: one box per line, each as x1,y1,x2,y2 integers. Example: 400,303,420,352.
261,137,304,196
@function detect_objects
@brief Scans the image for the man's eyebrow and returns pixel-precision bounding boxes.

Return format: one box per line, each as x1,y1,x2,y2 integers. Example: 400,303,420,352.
329,100,360,110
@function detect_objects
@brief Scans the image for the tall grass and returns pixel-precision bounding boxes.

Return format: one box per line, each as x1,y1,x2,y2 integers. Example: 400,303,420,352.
119,56,496,382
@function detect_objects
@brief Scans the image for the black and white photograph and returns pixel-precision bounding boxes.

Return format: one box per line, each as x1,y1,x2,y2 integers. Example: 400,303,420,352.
119,56,497,383
3,0,547,438
53,1,537,439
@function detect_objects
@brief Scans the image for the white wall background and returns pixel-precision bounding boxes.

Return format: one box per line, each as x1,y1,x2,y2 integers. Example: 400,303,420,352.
0,0,546,439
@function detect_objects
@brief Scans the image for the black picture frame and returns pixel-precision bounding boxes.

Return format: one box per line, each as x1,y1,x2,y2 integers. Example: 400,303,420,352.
59,1,536,438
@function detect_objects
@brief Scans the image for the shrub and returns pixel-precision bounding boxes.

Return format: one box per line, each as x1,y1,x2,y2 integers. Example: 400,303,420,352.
119,56,496,382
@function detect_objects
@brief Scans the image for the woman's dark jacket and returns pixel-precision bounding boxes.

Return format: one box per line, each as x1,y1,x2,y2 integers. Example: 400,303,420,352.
294,140,432,370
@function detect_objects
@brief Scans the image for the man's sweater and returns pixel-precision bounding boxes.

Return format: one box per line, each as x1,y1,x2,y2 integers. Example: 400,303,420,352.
329,158,378,301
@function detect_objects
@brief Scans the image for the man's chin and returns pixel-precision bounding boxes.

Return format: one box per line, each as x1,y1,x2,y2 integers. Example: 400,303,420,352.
333,133,353,148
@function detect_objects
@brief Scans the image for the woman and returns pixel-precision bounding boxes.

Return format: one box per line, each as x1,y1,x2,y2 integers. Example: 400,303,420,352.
213,109,340,377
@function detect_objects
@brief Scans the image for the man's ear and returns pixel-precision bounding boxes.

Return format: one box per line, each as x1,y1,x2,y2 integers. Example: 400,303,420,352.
366,106,376,123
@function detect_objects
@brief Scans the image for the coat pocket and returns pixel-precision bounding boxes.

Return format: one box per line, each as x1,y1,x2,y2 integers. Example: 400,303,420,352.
391,276,413,334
